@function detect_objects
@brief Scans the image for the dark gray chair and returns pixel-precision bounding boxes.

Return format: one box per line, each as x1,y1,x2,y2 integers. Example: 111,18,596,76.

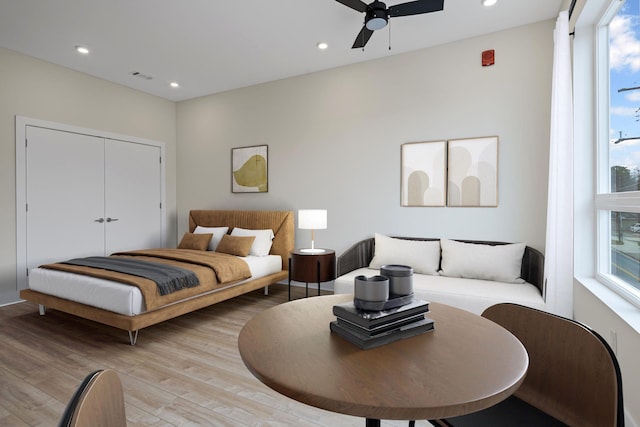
411,303,624,427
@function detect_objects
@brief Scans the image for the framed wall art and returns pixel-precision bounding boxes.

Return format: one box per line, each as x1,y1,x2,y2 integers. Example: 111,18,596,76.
401,140,447,206
232,145,268,193
447,136,498,207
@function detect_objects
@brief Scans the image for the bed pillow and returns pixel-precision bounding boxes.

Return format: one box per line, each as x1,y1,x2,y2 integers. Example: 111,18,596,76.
194,226,229,251
369,233,440,276
216,234,256,257
440,239,526,283
177,232,212,251
230,227,274,256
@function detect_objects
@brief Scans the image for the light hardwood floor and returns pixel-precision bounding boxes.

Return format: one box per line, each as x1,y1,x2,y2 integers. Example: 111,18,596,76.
0,284,432,426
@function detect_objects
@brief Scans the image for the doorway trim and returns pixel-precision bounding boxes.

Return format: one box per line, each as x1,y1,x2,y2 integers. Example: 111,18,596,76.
15,115,166,291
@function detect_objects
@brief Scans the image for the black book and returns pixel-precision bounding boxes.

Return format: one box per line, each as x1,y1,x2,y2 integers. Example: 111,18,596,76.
332,299,430,328
336,313,427,337
330,317,435,350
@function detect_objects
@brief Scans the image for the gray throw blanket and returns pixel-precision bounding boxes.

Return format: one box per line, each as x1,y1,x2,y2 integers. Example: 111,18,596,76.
62,256,200,296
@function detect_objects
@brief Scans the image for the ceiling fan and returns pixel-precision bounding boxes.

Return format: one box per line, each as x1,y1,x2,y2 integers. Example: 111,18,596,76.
335,0,445,49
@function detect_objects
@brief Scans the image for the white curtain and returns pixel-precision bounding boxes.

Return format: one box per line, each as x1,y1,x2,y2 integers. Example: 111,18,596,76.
544,10,574,317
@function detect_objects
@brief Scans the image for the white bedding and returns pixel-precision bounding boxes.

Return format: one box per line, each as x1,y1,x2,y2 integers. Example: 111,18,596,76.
28,255,282,316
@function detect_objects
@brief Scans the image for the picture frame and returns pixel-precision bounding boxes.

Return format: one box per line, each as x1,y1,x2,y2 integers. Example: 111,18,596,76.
401,140,447,207
231,145,268,193
447,136,498,207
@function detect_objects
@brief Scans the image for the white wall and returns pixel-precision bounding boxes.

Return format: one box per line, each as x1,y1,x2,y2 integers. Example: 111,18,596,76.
0,46,178,305
177,20,554,255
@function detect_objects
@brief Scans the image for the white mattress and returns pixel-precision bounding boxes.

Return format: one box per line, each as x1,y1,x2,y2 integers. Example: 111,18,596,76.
334,267,546,315
28,255,282,316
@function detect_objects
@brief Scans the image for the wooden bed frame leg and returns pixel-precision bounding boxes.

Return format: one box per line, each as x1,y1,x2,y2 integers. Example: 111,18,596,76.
264,285,269,296
128,330,139,346
38,304,46,315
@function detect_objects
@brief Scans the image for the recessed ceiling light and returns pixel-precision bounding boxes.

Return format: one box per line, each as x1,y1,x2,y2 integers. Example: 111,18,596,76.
481,0,497,6
317,42,328,50
170,82,180,88
75,45,90,55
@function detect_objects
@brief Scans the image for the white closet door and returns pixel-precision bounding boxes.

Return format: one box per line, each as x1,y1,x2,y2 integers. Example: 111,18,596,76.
25,126,105,269
104,139,162,254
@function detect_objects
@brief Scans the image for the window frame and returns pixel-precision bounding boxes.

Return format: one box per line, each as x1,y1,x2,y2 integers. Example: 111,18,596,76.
594,0,640,309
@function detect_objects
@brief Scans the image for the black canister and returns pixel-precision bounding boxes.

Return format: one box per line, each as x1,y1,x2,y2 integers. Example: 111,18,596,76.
354,275,389,303
380,264,414,296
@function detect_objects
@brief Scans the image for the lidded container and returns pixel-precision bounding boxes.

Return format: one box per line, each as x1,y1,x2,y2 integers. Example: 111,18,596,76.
380,264,414,296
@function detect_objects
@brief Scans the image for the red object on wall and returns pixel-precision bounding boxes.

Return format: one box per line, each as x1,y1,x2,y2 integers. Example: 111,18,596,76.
482,49,495,66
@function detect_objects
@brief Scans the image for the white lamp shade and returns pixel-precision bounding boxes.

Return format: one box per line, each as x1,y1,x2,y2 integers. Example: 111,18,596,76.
298,209,327,230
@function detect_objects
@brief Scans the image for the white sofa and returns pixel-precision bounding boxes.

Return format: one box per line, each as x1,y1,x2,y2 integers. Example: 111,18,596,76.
334,235,546,315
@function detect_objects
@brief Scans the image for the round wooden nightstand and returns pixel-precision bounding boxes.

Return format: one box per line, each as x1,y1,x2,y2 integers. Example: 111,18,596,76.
288,249,336,300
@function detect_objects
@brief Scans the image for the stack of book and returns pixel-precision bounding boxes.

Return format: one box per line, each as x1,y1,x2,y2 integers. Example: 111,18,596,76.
330,299,434,349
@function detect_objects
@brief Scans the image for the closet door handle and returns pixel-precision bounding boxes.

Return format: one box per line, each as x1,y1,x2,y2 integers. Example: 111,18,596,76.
94,218,105,223
106,217,119,222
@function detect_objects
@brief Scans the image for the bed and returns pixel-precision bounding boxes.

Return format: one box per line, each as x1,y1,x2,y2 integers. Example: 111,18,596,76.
19,210,294,344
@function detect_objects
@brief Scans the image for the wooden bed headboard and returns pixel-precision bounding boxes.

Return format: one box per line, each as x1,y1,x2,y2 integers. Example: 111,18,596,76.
188,210,294,270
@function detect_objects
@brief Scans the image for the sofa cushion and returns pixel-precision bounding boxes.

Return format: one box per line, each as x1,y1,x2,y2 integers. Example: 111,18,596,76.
440,239,526,284
369,233,440,275
334,268,545,315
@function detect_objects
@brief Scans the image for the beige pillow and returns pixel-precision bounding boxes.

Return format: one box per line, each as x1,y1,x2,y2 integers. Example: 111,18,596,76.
440,239,526,283
230,227,274,256
369,233,441,275
216,234,256,257
177,232,212,251
194,225,229,251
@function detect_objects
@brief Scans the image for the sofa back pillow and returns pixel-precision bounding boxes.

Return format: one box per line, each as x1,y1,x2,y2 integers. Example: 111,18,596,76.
440,239,526,283
369,233,440,275
194,226,229,251
230,227,275,256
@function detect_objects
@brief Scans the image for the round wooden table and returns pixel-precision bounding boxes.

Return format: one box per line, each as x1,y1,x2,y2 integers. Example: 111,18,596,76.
238,294,528,425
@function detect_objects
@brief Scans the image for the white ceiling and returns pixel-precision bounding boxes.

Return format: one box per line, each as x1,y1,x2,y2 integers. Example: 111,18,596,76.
0,0,563,102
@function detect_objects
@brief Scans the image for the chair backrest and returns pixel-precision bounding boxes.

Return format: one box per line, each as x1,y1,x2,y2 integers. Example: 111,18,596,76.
59,369,127,427
481,303,624,427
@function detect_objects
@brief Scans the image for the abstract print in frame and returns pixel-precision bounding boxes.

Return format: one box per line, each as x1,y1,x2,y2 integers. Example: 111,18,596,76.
447,136,498,207
401,140,447,206
232,145,268,193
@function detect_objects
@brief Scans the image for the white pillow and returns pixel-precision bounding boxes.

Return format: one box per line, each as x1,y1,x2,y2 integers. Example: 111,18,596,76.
369,233,440,276
194,226,229,251
440,239,526,283
230,227,274,256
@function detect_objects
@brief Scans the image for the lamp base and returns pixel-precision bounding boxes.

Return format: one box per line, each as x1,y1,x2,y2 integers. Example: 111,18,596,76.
300,248,326,254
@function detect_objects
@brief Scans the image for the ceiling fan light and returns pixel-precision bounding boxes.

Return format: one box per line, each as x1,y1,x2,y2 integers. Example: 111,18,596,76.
366,16,388,31
482,0,498,6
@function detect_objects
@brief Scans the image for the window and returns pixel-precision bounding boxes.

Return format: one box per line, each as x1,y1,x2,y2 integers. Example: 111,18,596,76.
595,0,640,306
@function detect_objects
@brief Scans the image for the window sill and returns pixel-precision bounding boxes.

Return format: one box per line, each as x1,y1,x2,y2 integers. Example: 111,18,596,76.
575,276,640,335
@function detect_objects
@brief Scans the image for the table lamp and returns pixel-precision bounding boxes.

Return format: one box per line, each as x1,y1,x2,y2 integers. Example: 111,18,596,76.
298,209,327,253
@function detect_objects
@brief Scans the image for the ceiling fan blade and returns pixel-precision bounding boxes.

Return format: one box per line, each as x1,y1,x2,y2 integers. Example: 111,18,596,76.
388,0,444,17
335,0,369,13
352,25,375,48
